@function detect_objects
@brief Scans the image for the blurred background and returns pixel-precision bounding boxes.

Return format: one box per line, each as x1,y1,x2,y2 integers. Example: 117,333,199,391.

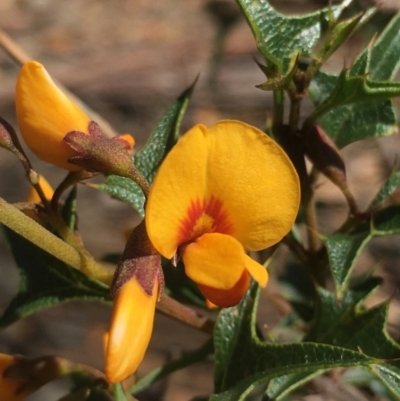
1,0,400,399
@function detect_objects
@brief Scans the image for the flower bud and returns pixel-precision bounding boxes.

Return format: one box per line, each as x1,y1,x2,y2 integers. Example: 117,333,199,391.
64,121,136,176
16,61,90,171
303,125,357,212
105,221,163,383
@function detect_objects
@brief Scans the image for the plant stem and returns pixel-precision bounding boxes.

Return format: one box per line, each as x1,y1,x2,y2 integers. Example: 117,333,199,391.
287,86,323,285
158,294,215,335
272,90,284,138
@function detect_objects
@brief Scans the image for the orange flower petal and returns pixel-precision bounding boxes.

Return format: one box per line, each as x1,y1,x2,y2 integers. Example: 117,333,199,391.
145,120,300,258
0,354,28,401
16,61,90,171
244,254,268,287
118,133,135,150
26,175,53,204
182,233,249,290
105,277,158,383
146,124,208,258
204,120,300,250
197,270,250,307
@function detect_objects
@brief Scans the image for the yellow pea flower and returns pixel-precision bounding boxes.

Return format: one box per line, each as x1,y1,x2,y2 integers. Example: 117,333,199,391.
15,60,90,171
145,120,300,307
0,354,29,401
104,276,159,383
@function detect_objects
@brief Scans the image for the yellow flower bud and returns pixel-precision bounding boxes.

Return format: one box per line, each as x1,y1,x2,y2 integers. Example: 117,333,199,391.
16,61,90,171
105,277,159,383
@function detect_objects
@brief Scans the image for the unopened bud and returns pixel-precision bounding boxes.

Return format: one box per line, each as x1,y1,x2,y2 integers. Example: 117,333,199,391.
105,220,163,383
64,121,136,177
112,220,163,296
304,125,357,213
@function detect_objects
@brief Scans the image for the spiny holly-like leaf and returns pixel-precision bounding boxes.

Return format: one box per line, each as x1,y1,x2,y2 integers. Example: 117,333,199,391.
309,13,400,148
94,78,196,216
265,370,328,401
306,277,381,343
309,67,400,122
212,281,378,401
306,281,400,398
211,343,376,401
372,205,400,235
0,228,110,328
236,0,350,73
265,276,381,400
323,231,371,294
371,170,400,207
325,170,400,294
314,10,373,68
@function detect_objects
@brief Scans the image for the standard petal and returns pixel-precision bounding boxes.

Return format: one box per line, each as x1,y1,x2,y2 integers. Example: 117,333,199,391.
205,120,300,250
181,233,248,290
105,277,158,383
197,269,250,307
16,61,90,171
145,124,209,259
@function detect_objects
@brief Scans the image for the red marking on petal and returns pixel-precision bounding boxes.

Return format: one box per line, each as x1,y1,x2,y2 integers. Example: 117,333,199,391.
204,196,235,235
177,196,234,245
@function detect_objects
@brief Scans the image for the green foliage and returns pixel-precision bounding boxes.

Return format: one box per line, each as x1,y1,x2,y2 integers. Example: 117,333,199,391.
3,0,400,400
95,78,196,216
325,171,400,295
0,228,110,328
309,13,400,148
211,283,379,401
236,0,349,73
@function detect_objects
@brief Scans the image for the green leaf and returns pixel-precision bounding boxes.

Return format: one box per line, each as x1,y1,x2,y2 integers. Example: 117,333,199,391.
309,13,400,148
371,171,400,206
374,365,400,400
210,343,376,401
306,277,381,343
94,78,196,216
324,171,400,294
236,0,350,73
323,231,371,294
314,10,372,68
265,370,328,400
309,68,400,122
0,228,110,328
212,281,378,401
306,283,400,399
61,186,78,230
265,277,381,400
163,259,206,307
130,339,213,395
344,367,400,401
